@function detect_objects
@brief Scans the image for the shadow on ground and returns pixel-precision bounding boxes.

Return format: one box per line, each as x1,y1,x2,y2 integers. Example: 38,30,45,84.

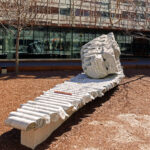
0,68,150,81
0,70,81,80
124,68,150,78
0,87,118,150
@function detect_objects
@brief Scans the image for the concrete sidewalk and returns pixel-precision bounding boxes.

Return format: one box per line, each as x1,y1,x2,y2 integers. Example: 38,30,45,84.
0,58,150,71
122,58,150,68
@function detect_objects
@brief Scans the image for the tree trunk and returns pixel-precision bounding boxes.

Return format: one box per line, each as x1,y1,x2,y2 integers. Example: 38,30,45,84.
16,29,20,74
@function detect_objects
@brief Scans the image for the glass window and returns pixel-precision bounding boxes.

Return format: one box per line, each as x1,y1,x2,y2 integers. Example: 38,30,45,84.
116,34,133,56
1,26,149,59
22,30,34,54
19,30,33,54
30,29,48,54
49,29,62,58
4,30,15,56
62,30,72,58
49,29,72,58
84,33,89,42
89,33,96,41
72,31,84,58
0,29,3,54
60,8,70,16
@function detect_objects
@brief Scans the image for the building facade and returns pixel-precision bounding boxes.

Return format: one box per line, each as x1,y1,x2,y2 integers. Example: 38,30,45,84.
0,0,150,59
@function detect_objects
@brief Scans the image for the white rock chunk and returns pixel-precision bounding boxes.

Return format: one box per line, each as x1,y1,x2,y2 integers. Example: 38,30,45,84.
81,32,124,79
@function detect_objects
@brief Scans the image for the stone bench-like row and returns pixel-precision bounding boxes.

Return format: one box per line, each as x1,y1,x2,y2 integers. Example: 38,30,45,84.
5,73,124,149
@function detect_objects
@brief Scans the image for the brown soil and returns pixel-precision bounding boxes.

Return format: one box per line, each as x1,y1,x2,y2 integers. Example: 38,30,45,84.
0,69,150,150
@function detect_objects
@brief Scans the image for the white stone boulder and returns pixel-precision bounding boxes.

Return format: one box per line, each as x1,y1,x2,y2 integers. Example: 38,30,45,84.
81,32,124,79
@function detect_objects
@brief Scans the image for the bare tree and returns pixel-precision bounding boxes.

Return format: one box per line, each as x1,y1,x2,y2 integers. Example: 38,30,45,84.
108,0,122,27
0,0,38,74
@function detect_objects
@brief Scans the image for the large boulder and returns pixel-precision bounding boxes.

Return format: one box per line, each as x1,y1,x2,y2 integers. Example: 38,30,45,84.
81,32,124,79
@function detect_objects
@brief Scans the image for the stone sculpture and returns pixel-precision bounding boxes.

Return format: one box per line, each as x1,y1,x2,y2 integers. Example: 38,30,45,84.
81,32,123,79
5,32,124,149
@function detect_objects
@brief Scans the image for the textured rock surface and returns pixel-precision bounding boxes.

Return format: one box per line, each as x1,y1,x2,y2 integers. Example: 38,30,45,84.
81,32,123,79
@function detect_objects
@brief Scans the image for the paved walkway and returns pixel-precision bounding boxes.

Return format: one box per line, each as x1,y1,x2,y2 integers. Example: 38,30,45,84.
0,58,150,68
0,61,81,67
122,58,150,68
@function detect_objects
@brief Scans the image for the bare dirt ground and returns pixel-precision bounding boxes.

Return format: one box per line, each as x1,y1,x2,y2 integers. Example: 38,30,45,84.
0,69,150,150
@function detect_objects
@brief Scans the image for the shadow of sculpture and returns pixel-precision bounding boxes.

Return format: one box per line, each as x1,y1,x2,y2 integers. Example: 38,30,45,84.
0,70,81,80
